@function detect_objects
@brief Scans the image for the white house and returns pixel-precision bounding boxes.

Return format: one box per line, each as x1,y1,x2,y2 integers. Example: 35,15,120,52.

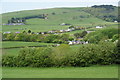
60,30,64,32
68,41,73,45
114,21,118,23
96,26,103,29
65,29,72,32
3,32,11,34
41,32,45,34
85,41,89,44
86,31,94,34
48,30,55,33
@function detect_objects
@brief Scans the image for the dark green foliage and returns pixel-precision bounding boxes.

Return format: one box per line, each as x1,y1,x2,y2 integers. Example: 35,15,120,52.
2,42,118,67
28,30,31,34
112,34,119,42
23,14,45,19
92,5,116,10
52,12,56,15
74,31,87,39
83,5,118,22
114,39,120,64
2,56,16,67
84,28,118,43
8,17,26,24
2,33,71,44
2,47,53,67
7,14,46,24
69,26,74,29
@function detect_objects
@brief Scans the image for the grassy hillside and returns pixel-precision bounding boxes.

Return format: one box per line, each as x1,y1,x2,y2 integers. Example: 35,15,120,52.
2,7,115,32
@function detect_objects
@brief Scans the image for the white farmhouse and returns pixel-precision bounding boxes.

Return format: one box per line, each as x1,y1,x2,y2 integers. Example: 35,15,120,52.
60,30,64,32
114,21,118,23
65,29,72,32
3,31,11,34
96,26,103,29
68,41,73,45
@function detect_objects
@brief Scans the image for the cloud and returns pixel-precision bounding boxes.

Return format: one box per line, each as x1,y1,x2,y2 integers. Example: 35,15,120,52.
2,0,119,2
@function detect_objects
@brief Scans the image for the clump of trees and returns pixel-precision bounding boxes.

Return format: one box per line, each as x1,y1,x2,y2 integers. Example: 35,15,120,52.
92,5,116,10
8,17,26,24
8,14,48,24
83,5,118,22
84,28,119,43
114,39,120,64
74,31,87,39
2,42,119,67
2,31,72,44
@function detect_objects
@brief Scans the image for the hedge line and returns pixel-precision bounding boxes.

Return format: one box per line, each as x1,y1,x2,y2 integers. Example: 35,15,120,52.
2,42,120,67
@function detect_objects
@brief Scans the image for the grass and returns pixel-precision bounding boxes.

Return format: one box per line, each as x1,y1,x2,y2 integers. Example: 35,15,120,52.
2,48,20,56
2,41,54,48
2,65,118,78
2,41,55,56
1,7,119,79
2,7,115,33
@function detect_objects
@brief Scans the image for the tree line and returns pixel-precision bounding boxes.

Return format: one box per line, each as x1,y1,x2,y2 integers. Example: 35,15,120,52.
83,5,118,22
2,42,120,67
8,14,48,24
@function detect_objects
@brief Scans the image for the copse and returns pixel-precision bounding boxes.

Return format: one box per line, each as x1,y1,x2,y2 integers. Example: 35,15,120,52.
92,5,116,10
114,39,120,64
84,28,118,43
8,17,26,24
84,5,118,22
74,31,87,39
2,32,71,44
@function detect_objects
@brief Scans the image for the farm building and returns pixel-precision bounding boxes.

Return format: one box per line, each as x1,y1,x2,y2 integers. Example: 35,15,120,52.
3,32,11,34
60,23,71,26
96,26,103,28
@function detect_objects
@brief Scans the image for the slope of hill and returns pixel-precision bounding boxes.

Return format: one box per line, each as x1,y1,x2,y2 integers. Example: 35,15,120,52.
2,6,117,32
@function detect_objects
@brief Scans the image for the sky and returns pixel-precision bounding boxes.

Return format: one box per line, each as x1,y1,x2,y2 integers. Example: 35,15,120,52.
0,0,119,13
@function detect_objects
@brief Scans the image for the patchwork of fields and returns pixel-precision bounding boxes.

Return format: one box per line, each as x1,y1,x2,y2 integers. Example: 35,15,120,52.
2,41,55,56
1,6,119,78
2,8,114,32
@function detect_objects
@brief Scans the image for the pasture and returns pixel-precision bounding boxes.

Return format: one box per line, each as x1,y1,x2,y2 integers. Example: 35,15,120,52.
2,8,115,33
2,65,118,78
2,41,54,48
1,6,119,79
2,41,55,56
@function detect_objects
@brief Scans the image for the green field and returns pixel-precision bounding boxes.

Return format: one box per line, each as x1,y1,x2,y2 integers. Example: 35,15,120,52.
2,41,54,48
2,8,115,33
1,6,119,79
2,41,55,56
2,41,82,56
3,48,20,56
2,65,118,78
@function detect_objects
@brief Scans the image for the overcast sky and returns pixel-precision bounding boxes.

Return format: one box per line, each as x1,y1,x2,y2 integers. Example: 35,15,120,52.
0,0,119,13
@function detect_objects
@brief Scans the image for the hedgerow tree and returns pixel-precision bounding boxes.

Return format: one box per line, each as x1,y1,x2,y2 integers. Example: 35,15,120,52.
84,28,118,43
114,39,120,64
74,31,87,39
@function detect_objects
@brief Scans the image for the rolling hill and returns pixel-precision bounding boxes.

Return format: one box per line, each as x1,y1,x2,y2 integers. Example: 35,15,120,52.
2,5,117,32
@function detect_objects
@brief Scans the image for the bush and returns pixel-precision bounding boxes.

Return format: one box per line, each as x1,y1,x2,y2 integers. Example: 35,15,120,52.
84,28,118,43
2,42,118,67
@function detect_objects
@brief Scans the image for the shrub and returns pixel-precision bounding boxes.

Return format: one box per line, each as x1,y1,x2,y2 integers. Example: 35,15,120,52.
84,28,118,43
2,42,118,67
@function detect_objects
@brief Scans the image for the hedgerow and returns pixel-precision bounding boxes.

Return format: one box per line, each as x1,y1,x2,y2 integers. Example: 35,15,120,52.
2,42,119,67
